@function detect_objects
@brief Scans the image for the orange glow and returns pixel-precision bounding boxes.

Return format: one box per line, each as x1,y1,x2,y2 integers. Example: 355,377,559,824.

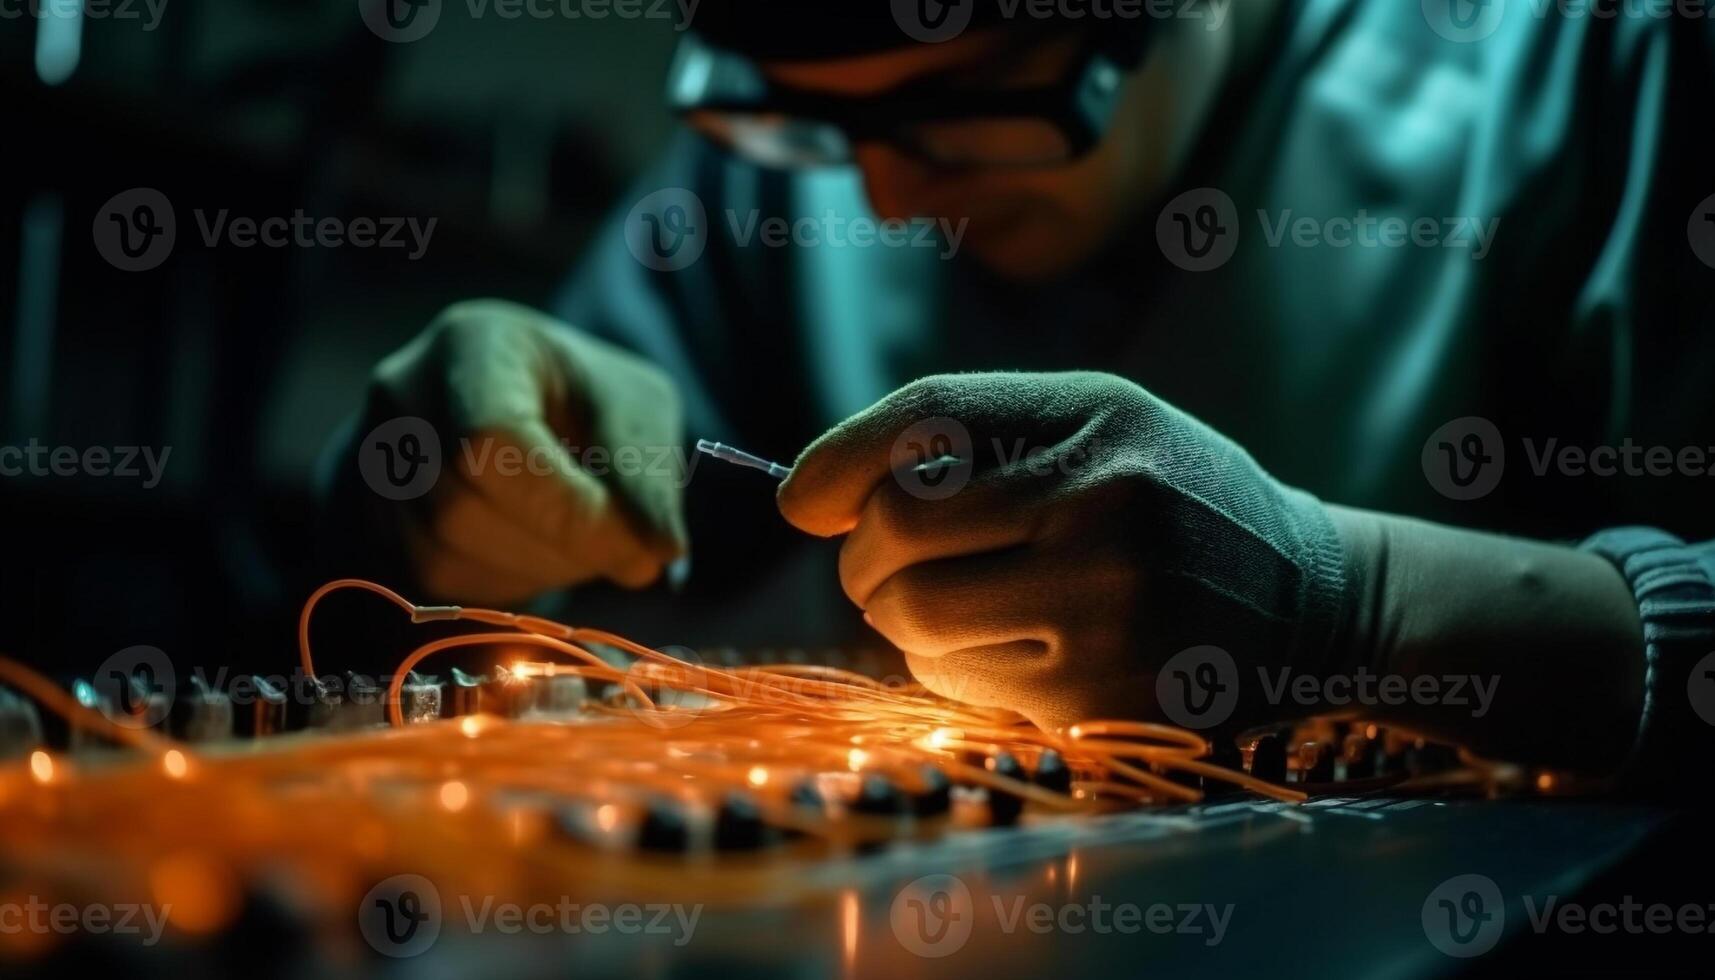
841,889,859,976
162,750,189,780
440,780,470,812
150,853,238,935
0,576,1324,938
1535,772,1556,792
924,727,962,751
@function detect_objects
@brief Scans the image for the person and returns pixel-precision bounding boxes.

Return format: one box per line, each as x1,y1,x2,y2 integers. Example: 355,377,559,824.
322,0,1715,786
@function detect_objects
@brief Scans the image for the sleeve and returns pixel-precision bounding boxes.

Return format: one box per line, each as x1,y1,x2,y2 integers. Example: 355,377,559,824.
1581,529,1715,800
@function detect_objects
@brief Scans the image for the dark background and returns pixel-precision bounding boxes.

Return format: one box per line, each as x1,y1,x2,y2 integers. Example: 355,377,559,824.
0,0,682,675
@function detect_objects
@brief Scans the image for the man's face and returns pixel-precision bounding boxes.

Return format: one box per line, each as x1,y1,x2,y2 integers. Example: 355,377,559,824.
762,30,1174,280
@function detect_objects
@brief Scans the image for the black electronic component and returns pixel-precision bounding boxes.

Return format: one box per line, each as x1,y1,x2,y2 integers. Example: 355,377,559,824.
234,675,287,738
911,766,952,817
1205,741,1244,797
638,799,691,852
66,679,113,751
445,668,484,717
530,674,586,715
1033,749,1073,795
714,792,772,850
1250,734,1287,783
1306,742,1336,784
170,675,233,742
1344,739,1377,779
292,676,342,730
986,752,1026,825
789,779,826,816
337,673,386,729
0,686,43,758
398,672,443,725
481,669,532,719
851,775,908,816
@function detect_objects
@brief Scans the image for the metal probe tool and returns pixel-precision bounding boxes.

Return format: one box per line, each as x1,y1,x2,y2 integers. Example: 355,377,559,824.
695,440,793,480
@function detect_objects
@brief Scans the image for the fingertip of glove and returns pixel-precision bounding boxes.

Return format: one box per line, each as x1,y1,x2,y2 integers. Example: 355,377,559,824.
775,467,852,538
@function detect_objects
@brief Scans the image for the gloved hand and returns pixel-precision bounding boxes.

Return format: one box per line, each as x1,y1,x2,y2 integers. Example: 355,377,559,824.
363,300,688,603
777,372,1349,733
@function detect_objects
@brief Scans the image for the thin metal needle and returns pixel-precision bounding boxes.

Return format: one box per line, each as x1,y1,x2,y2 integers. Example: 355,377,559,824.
695,439,792,480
